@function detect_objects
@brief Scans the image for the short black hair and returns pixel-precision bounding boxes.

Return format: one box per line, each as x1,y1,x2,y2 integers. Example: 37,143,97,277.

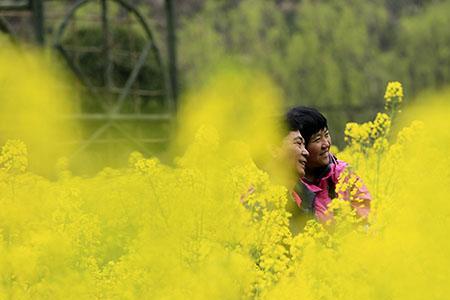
285,106,328,145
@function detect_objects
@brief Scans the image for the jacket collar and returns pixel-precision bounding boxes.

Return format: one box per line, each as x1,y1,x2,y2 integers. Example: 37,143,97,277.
301,154,336,192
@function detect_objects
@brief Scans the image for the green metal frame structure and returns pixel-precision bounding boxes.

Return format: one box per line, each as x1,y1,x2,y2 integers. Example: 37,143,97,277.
0,0,44,43
0,15,13,35
54,0,173,157
0,0,178,158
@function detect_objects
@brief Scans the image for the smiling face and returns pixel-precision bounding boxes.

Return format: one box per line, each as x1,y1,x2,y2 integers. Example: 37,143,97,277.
305,128,332,170
282,130,309,178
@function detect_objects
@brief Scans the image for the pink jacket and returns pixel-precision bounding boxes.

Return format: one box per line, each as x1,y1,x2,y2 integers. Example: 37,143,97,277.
292,155,371,223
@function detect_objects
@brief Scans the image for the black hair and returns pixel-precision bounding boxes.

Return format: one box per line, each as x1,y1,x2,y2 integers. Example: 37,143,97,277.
285,106,328,145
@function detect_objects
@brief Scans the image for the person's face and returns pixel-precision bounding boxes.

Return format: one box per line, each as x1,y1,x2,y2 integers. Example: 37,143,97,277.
282,130,309,178
306,128,332,169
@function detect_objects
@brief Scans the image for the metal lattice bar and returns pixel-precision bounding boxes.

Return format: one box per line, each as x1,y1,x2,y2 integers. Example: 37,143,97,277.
0,0,31,10
112,40,153,113
101,0,114,91
114,0,173,112
0,15,13,34
31,0,44,44
165,0,177,111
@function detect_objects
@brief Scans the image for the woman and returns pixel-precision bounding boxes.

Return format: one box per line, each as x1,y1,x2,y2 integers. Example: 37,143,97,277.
285,107,371,225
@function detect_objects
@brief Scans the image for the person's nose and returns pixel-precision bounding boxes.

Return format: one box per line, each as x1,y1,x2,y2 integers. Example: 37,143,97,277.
321,137,330,149
302,147,309,157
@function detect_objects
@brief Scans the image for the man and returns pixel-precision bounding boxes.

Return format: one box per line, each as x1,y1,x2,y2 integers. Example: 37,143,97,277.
278,130,310,181
286,106,371,225
241,123,309,209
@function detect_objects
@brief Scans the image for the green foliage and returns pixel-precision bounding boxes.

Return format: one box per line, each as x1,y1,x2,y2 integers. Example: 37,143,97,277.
179,0,289,88
282,0,389,107
394,1,450,97
178,0,450,144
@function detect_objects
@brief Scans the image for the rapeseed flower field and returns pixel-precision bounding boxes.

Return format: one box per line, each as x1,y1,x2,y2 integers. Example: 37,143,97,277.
0,38,449,299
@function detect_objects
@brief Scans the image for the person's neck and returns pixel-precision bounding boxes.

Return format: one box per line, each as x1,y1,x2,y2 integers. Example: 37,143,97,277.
304,165,329,182
304,171,315,182
265,160,298,190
